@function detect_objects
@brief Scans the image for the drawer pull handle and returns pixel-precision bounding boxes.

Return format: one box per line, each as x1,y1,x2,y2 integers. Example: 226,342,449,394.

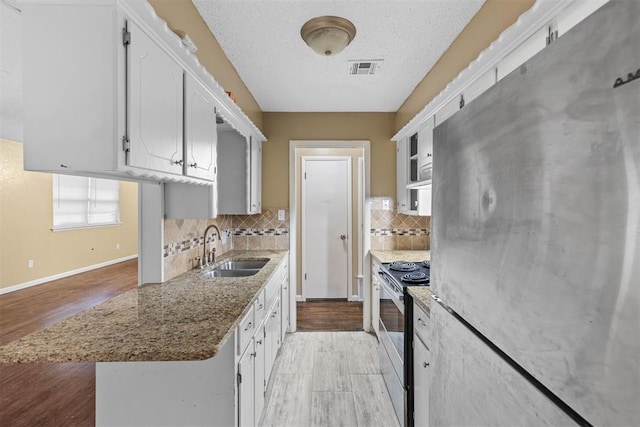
258,304,263,310
418,318,426,326
244,321,253,331
423,361,430,368
256,339,263,345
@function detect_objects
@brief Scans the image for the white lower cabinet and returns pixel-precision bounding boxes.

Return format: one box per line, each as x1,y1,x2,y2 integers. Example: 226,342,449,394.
413,332,430,427
238,341,256,427
237,257,286,427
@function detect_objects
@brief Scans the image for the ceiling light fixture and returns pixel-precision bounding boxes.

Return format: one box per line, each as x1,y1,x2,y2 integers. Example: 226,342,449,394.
300,16,356,57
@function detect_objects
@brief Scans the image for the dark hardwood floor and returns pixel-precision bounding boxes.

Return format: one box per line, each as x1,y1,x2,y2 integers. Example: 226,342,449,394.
297,299,363,331
0,259,137,427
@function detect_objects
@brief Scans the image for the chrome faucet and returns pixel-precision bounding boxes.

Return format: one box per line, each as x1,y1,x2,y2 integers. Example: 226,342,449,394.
202,224,221,267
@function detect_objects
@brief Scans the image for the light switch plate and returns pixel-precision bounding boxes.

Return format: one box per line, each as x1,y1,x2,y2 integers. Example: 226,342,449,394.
278,210,285,221
382,199,391,210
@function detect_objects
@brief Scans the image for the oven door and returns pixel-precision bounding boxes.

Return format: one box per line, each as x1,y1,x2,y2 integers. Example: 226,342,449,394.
378,277,405,381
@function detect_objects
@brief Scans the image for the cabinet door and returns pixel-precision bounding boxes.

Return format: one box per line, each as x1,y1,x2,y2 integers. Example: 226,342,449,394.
418,117,434,173
127,21,183,175
281,278,289,340
249,136,262,213
254,332,265,426
396,139,409,213
435,94,462,127
372,263,380,337
413,334,430,427
184,73,217,181
238,343,255,427
496,26,547,81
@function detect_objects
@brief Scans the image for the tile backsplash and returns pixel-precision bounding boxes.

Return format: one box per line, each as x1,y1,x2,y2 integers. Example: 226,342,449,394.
232,208,290,251
163,216,233,280
370,197,430,251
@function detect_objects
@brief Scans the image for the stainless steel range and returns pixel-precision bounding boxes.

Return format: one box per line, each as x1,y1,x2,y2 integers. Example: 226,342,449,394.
377,261,430,426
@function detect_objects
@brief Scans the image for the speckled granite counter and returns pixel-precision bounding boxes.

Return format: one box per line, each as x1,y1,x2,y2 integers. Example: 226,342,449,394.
0,250,287,363
408,287,432,317
370,250,430,264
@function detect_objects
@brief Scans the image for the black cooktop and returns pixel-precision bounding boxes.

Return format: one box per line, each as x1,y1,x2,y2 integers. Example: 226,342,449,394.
381,260,430,289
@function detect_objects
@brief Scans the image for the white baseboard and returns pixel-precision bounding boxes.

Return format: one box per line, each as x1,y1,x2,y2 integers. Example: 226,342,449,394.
0,254,138,295
348,294,362,302
296,295,305,302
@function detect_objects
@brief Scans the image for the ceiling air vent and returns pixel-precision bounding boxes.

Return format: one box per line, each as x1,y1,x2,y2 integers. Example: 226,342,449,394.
348,59,383,76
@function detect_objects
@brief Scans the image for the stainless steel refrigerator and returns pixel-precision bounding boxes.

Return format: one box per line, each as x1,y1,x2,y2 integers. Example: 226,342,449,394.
431,1,639,425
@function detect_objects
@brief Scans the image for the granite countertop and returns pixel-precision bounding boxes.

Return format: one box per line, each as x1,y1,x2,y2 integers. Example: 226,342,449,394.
408,287,432,317
370,250,431,264
0,250,288,363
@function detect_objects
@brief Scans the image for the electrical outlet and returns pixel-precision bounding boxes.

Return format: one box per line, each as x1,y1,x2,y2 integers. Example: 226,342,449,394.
382,199,391,210
28,259,34,268
278,210,286,221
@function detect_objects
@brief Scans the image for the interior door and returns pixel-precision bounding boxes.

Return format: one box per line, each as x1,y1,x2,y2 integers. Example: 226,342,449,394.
302,158,351,299
127,21,183,174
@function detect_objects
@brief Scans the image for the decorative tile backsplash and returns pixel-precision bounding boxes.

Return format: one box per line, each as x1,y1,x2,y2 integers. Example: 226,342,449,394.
163,216,233,280
370,197,430,251
232,208,290,251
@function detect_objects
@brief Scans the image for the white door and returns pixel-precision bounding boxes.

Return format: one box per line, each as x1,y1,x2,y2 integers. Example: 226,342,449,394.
184,73,217,181
302,157,351,299
127,21,183,175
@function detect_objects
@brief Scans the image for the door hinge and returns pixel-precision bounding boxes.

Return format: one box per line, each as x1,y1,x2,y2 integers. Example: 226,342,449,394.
304,273,307,280
546,26,558,46
459,94,465,109
122,28,131,46
237,372,242,385
304,172,307,180
122,136,130,153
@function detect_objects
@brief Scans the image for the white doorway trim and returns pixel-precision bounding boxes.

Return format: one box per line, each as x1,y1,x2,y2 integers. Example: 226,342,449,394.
301,156,353,301
289,140,371,333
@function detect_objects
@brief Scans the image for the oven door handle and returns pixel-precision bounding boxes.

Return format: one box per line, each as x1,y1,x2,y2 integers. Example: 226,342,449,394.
379,277,404,313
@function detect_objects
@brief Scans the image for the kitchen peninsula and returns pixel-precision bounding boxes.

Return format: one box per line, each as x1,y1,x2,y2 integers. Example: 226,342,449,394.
0,250,289,426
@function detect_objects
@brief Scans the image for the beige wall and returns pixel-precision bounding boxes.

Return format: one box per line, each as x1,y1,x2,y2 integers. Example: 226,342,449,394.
395,0,536,132
262,113,396,209
149,0,263,131
0,139,138,290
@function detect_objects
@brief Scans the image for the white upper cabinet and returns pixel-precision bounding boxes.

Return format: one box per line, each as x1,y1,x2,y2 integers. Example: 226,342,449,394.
462,68,496,107
396,138,409,213
435,94,463,127
417,117,434,182
21,0,263,185
496,26,547,81
127,21,184,175
249,136,262,214
184,73,218,181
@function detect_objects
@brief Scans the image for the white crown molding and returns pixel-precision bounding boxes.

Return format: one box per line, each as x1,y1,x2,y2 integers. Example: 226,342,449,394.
392,0,577,141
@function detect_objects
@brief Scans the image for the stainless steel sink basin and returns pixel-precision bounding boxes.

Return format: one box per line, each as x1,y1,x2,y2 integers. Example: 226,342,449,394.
202,269,260,278
215,258,269,270
201,258,270,278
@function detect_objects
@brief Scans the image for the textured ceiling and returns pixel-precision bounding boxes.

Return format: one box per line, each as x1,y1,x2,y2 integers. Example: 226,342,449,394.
193,0,485,112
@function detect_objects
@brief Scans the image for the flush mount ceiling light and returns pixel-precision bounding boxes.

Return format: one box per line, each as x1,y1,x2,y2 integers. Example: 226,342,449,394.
300,16,356,56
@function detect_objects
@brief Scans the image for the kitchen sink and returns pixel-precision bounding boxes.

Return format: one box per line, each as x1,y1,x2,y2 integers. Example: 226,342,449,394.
202,269,260,278
201,258,270,278
215,259,269,270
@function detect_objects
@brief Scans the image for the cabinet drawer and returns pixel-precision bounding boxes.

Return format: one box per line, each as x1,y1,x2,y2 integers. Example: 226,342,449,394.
266,276,280,310
238,307,256,355
254,290,266,324
413,303,430,346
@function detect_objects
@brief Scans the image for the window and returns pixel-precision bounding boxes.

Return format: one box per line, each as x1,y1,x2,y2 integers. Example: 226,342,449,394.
53,175,120,230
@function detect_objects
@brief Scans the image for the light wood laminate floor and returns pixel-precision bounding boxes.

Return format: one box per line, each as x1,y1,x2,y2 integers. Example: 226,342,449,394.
261,331,400,427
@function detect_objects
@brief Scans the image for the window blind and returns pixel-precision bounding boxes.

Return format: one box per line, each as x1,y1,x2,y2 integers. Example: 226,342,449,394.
53,175,120,230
